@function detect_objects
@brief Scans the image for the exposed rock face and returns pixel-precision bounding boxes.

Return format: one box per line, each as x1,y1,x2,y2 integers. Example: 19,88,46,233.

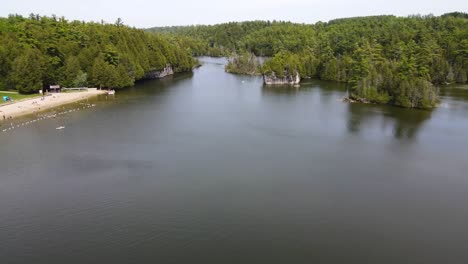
263,71,300,85
144,65,174,79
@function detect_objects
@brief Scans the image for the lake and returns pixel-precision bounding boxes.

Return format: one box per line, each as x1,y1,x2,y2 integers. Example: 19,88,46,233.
1,57,468,263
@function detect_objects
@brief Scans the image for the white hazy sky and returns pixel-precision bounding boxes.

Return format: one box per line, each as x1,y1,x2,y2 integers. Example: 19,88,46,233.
2,0,467,28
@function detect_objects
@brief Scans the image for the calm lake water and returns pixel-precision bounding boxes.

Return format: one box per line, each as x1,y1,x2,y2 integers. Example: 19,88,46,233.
1,57,468,263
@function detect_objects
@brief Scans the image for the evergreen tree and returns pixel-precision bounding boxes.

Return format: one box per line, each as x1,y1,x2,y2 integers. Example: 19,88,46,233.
0,14,195,91
10,48,45,94
150,13,467,108
73,71,88,88
91,58,113,89
61,56,81,87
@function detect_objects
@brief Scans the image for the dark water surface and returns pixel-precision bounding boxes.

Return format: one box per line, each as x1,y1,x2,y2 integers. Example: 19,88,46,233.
1,57,468,263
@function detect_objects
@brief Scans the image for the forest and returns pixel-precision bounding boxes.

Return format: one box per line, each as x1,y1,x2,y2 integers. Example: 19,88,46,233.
0,14,195,94
149,13,468,108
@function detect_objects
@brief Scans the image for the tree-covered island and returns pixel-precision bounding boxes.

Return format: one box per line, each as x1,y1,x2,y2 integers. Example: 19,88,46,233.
149,12,467,108
1,13,466,109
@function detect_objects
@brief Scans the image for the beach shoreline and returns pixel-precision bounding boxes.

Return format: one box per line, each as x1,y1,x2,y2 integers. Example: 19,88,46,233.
0,88,107,120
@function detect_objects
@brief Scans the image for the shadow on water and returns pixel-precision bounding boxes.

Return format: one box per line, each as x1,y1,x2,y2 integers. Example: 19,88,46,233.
261,79,347,96
0,72,195,130
128,72,194,95
438,85,468,113
346,102,433,140
439,84,468,99
306,79,347,104
198,56,227,66
302,79,348,90
261,85,300,95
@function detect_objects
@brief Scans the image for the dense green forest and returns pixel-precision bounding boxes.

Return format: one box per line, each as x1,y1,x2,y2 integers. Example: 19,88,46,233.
149,13,468,108
0,14,195,94
225,52,262,75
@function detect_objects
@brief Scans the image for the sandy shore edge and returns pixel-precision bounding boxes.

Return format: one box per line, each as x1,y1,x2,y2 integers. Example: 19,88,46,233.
0,88,107,120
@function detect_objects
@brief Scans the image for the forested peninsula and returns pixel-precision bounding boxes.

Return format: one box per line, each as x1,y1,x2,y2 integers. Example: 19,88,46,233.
148,12,468,108
1,13,466,109
0,14,196,94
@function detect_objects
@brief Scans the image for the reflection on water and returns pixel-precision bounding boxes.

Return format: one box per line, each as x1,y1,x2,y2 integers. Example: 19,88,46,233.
260,77,439,141
261,79,346,96
392,109,433,139
439,84,468,99
262,85,300,95
1,57,468,264
126,72,194,96
346,103,433,140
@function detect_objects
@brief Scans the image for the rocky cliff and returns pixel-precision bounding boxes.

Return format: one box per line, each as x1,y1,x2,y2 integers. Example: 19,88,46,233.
144,65,174,79
263,72,300,85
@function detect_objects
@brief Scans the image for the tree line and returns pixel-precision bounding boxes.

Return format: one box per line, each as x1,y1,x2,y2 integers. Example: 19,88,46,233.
0,14,196,94
148,13,468,108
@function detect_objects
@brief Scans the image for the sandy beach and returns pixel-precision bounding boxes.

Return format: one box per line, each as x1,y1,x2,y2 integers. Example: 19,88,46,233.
0,88,106,120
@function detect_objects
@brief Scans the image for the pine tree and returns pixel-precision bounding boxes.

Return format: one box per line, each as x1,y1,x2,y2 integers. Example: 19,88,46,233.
91,58,109,89
73,71,88,88
10,48,45,94
117,64,134,87
61,56,81,87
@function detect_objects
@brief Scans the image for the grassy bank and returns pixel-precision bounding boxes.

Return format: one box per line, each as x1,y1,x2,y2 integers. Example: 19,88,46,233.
0,91,40,105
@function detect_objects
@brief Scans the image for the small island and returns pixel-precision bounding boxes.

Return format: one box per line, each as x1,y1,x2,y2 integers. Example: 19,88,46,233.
225,52,262,76
149,13,467,109
224,52,301,85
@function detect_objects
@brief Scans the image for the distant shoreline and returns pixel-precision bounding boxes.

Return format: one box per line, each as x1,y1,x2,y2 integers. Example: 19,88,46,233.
0,88,106,120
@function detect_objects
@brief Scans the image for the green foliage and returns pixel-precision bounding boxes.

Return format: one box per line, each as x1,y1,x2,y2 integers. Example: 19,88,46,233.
154,13,467,108
61,56,81,87
103,45,120,66
116,64,134,87
262,51,301,78
90,58,118,89
0,14,195,91
0,92,40,104
393,78,438,108
148,21,274,56
361,87,392,104
441,12,468,19
225,52,261,75
73,71,88,87
10,48,46,94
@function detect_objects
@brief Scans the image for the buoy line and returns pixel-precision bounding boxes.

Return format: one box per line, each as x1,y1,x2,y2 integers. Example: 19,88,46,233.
1,103,97,133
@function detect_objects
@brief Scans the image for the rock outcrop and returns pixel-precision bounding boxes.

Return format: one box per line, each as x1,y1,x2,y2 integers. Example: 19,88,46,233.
144,65,174,79
263,71,300,85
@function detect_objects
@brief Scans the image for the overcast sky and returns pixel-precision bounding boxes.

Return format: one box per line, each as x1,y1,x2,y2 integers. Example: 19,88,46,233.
2,0,467,28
